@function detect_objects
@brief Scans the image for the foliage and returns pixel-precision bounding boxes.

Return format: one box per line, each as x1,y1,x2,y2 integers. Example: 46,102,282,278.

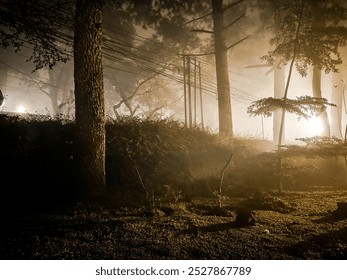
247,95,336,119
1,113,346,212
125,0,210,51
0,113,76,211
105,116,234,203
0,0,74,70
261,0,347,76
280,136,347,158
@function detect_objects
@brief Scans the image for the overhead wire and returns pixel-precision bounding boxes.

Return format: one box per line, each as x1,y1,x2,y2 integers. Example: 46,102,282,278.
1,6,260,107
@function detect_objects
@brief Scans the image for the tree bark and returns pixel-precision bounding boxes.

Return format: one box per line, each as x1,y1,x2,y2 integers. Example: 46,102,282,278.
74,0,106,192
331,69,343,138
312,65,330,137
212,0,233,137
273,63,285,145
0,70,7,107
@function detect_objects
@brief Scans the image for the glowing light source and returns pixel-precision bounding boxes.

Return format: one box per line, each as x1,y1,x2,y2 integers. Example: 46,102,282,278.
16,105,26,114
307,117,323,136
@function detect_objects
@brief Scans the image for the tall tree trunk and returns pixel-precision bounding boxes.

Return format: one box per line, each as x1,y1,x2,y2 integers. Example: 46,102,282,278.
331,69,343,138
0,70,8,108
277,1,305,193
312,65,330,137
74,0,106,192
212,0,233,137
48,70,60,114
273,63,285,145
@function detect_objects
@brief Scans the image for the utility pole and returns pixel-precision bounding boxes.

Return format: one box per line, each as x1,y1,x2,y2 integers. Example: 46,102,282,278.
199,61,204,129
193,57,197,126
182,0,246,135
187,55,192,128
183,55,188,127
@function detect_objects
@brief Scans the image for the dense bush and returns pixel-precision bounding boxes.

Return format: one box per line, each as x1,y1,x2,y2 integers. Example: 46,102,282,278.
0,113,76,212
1,113,346,212
105,117,234,201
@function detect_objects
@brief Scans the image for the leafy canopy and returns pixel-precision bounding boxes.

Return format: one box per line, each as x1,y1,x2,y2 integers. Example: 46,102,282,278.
247,95,336,119
0,0,74,70
262,0,347,76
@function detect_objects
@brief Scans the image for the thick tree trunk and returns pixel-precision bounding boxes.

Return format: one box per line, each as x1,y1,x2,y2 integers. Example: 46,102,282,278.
212,0,233,137
0,70,7,107
74,0,106,192
312,65,330,137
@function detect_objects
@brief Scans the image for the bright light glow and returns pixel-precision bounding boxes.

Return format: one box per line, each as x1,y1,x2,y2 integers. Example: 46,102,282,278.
307,117,323,136
16,105,26,113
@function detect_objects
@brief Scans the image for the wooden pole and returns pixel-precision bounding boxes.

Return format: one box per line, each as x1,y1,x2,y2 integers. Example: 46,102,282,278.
194,57,197,126
199,61,204,129
187,56,192,128
183,55,187,127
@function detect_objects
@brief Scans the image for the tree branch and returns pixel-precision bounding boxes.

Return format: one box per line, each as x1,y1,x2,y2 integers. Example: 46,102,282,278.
224,13,245,30
226,35,250,50
182,11,213,26
223,0,244,12
179,51,215,57
219,152,234,195
191,29,214,34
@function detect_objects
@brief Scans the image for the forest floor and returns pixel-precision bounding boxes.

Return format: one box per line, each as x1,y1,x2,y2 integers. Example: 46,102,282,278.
1,188,347,260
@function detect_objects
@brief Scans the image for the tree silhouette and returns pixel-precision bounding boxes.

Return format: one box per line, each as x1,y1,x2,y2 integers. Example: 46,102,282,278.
261,0,347,139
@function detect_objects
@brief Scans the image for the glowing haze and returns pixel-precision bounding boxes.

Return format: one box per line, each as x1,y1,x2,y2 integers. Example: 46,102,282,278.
0,0,346,144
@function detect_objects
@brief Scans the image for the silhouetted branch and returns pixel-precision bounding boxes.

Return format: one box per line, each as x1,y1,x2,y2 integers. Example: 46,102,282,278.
182,12,212,26
223,0,244,12
224,13,245,30
191,29,214,34
226,35,250,50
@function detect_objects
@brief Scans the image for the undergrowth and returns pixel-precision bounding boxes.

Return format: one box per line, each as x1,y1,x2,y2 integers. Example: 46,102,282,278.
0,113,346,212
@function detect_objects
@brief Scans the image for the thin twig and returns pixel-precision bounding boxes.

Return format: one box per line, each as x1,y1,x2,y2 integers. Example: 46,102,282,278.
135,164,150,202
219,152,234,195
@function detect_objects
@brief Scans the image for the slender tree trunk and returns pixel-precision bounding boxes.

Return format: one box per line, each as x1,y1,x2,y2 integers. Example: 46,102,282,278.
74,0,106,192
212,0,233,137
276,1,305,193
277,53,296,194
273,63,285,145
312,65,330,137
48,71,60,114
331,69,343,138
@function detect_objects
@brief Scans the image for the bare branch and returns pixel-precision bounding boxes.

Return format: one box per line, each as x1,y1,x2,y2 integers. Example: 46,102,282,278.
244,64,271,69
146,104,167,120
0,61,54,96
179,51,215,57
182,0,244,27
226,35,250,50
224,13,245,30
191,29,214,34
223,0,244,12
145,95,184,120
182,11,213,26
112,61,172,116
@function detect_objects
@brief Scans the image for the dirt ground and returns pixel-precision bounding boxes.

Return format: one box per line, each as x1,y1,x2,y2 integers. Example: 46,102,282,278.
1,188,347,260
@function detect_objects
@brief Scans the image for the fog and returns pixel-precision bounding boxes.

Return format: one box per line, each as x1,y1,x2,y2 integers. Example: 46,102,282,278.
1,0,347,144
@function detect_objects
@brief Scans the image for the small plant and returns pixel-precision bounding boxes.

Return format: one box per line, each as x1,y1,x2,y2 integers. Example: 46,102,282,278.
213,152,233,208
